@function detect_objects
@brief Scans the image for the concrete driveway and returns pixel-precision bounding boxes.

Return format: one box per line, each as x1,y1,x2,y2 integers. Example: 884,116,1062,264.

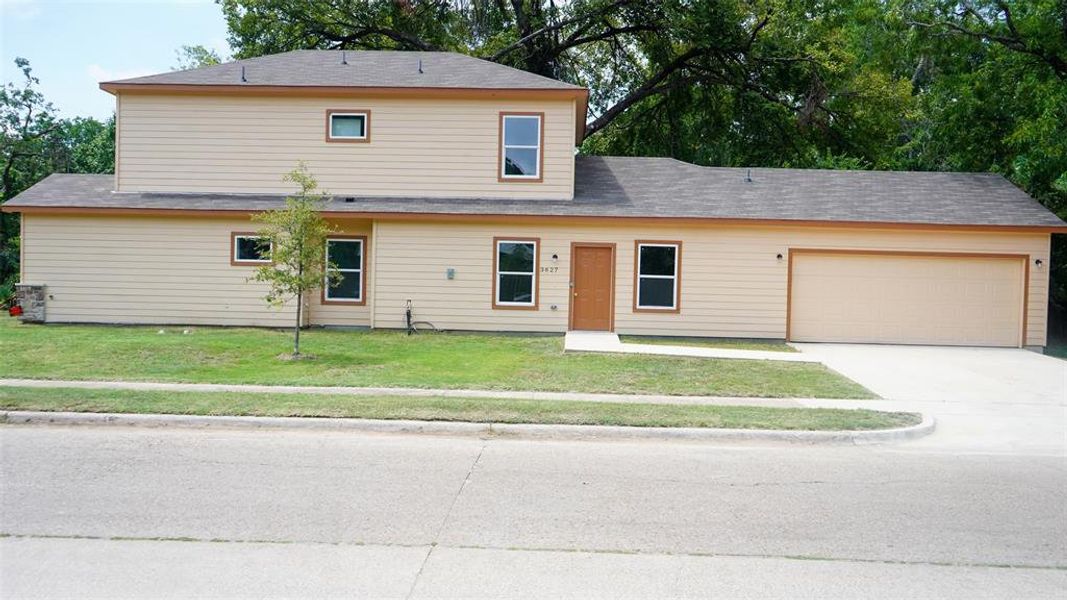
794,343,1067,456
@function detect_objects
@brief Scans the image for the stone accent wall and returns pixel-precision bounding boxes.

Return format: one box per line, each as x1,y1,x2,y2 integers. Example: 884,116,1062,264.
15,284,46,323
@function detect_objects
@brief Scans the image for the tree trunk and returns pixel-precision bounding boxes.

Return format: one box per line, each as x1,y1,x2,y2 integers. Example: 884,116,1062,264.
293,291,302,357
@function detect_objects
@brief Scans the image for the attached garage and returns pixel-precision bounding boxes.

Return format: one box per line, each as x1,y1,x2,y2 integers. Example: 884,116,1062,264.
788,250,1028,347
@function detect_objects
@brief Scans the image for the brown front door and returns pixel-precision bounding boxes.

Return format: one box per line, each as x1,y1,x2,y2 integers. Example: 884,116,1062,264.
570,244,615,331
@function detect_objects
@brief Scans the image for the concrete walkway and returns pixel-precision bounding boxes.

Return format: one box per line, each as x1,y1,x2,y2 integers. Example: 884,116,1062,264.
563,331,819,362
0,378,864,408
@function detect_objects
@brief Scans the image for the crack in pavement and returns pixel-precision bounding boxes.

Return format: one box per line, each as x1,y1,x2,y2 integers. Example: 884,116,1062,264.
3,532,1063,572
404,442,487,599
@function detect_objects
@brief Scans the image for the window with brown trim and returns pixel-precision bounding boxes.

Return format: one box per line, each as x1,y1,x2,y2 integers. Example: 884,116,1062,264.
499,113,543,181
634,241,681,312
493,237,539,309
326,110,371,143
323,236,366,305
231,232,272,266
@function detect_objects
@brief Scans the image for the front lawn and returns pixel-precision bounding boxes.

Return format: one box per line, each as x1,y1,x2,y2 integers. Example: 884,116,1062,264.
0,387,912,430
0,318,874,399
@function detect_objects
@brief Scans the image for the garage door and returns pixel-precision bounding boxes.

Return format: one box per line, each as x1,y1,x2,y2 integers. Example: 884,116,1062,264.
789,251,1026,347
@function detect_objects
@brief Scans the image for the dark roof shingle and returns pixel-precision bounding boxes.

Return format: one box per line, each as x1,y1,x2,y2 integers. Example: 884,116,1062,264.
6,157,1064,229
104,50,583,90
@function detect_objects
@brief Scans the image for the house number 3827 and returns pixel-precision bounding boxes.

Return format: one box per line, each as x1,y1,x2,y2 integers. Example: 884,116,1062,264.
540,266,559,273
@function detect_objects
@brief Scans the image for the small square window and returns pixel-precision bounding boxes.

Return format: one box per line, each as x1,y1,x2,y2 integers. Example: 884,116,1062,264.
327,111,370,142
232,234,272,265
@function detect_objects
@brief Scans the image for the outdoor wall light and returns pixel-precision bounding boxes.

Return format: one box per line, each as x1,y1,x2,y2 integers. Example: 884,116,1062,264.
1035,259,1044,267
776,253,784,261
552,253,559,262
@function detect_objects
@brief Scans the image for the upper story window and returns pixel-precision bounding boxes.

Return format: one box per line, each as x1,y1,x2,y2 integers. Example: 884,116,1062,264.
323,237,366,304
326,110,370,143
493,237,539,309
634,241,681,311
231,233,272,265
499,113,543,181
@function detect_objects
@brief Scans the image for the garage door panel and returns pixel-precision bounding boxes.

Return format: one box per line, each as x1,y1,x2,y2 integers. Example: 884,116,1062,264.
790,253,1024,347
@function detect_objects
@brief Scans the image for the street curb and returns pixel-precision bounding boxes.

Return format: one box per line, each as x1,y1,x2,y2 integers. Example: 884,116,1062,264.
0,410,935,445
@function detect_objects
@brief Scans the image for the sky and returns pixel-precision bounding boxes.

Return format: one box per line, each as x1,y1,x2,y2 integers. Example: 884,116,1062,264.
1,0,231,120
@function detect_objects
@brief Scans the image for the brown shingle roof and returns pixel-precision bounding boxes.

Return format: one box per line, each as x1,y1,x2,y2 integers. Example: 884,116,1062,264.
103,50,584,91
6,157,1065,229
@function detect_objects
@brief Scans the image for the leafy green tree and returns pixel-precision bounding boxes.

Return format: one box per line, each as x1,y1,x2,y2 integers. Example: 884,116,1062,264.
585,0,917,169
1,58,59,302
251,164,336,357
173,44,224,70
52,116,116,174
1,58,57,202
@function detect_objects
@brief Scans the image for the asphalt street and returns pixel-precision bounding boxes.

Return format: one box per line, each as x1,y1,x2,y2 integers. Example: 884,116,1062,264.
2,424,1065,598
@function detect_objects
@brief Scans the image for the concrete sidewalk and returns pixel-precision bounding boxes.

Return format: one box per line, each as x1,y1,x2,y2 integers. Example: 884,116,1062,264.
6,536,1063,600
0,378,867,408
564,331,820,362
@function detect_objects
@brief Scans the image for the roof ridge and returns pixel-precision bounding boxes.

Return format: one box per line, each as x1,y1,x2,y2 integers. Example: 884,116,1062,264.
101,49,586,91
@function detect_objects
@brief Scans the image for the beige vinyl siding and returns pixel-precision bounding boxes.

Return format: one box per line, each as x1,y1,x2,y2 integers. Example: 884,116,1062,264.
116,94,576,199
371,220,1050,346
18,214,1051,347
21,214,296,326
306,219,373,327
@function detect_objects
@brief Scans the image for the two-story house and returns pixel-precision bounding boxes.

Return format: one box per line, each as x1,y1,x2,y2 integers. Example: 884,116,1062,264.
5,50,1066,349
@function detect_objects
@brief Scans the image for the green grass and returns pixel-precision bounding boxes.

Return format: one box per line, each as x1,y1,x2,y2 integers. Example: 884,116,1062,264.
0,318,874,399
620,335,796,352
0,387,914,430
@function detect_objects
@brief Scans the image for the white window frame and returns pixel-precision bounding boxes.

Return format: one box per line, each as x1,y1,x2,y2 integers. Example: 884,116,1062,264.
232,234,272,264
636,242,679,310
328,112,369,141
324,238,364,303
500,114,542,180
495,239,538,307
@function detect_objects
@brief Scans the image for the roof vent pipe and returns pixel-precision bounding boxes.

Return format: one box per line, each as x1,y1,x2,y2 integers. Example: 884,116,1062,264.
240,65,247,83
341,50,347,65
418,59,423,74
744,168,753,183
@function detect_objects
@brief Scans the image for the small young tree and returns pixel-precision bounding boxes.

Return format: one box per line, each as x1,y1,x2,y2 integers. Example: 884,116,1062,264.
251,163,335,358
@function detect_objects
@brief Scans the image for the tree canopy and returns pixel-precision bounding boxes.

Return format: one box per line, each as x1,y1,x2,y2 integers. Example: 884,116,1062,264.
251,163,337,357
174,44,226,70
